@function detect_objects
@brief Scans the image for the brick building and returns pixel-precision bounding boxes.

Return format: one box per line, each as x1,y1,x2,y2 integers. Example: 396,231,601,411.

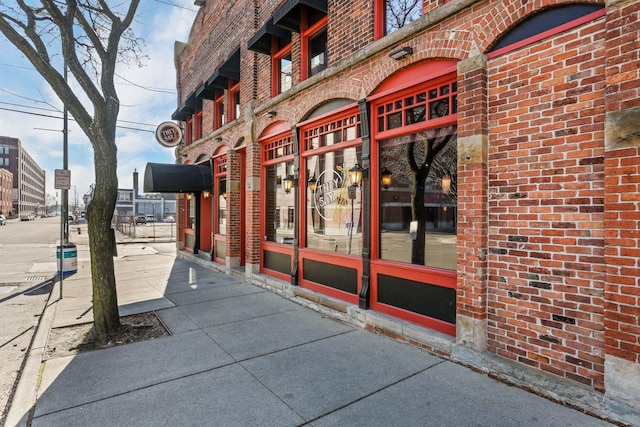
151,1,639,423
0,136,46,217
0,167,12,216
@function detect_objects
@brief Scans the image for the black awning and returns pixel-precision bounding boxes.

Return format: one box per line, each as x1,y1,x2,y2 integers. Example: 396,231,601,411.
144,163,212,193
195,82,220,100
204,48,241,92
273,0,327,32
218,48,240,81
247,19,292,55
170,92,202,121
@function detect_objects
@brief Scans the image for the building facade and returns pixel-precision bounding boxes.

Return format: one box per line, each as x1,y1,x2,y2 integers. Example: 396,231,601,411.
0,136,46,217
161,1,640,424
0,167,12,216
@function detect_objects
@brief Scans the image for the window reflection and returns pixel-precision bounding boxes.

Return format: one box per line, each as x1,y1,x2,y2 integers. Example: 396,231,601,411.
385,0,422,36
379,126,457,270
265,162,295,244
306,146,363,255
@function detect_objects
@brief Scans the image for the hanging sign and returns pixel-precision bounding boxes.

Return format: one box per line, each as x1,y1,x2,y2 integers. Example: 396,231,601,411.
155,121,183,148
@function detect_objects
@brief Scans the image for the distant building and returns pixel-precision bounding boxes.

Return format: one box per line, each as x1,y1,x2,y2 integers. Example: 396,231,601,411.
114,171,176,222
0,136,46,217
0,168,12,216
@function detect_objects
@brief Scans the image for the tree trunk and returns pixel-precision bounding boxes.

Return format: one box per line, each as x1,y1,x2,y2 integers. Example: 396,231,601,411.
410,170,428,265
87,134,120,339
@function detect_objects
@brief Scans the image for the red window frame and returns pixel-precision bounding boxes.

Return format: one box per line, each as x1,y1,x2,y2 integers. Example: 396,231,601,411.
368,68,458,336
214,92,225,130
300,7,328,81
259,125,295,281
228,80,240,122
271,39,293,97
194,110,203,141
213,150,228,264
374,0,424,41
185,117,193,145
298,103,363,304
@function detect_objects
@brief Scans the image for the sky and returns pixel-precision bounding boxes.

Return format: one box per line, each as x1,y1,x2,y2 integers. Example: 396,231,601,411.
0,1,198,203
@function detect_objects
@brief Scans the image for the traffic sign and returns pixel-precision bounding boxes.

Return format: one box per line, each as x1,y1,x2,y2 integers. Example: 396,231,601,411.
54,169,71,190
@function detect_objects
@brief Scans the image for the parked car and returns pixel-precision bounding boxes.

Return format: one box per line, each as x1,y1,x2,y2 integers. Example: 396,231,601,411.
20,215,31,221
145,215,157,223
0,214,6,225
136,215,147,224
163,216,175,223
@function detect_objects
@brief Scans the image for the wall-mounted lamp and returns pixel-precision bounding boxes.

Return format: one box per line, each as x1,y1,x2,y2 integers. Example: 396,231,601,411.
194,0,205,6
263,110,277,119
441,174,451,194
388,46,413,60
203,190,210,199
349,164,366,187
282,175,295,194
308,175,317,192
381,167,392,189
186,193,193,200
214,136,222,142
181,153,188,157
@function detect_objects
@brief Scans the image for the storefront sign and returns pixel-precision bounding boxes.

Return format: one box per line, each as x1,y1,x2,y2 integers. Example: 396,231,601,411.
310,168,351,223
155,121,183,148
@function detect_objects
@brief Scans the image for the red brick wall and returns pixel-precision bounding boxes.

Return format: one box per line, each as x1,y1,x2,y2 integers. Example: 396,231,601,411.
487,17,607,389
604,148,640,363
328,0,374,63
602,1,640,365
457,59,489,322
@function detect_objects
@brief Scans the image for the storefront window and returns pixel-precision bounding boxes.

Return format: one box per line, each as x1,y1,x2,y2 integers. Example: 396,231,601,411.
379,126,457,270
218,177,227,235
187,194,195,229
265,161,295,244
306,145,363,255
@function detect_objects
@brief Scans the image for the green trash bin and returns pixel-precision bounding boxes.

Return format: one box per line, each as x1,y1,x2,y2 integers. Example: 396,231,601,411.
57,243,78,274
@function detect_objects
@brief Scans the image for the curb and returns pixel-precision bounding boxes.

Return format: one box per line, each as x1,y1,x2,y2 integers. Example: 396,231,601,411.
5,280,60,427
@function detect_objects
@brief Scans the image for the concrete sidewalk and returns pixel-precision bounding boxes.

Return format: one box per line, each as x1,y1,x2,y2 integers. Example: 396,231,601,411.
7,242,615,426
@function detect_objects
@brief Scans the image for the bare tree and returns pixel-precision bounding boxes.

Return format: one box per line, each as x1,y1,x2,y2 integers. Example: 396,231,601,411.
0,0,142,339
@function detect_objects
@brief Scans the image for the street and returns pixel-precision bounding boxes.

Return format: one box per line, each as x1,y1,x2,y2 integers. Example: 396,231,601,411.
0,215,60,425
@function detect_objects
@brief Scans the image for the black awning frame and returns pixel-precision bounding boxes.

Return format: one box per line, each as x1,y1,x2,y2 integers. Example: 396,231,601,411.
273,0,327,32
247,18,292,55
171,92,202,121
144,162,212,193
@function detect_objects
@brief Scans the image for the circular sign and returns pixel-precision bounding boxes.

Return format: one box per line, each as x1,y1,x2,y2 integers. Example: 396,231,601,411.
155,121,183,148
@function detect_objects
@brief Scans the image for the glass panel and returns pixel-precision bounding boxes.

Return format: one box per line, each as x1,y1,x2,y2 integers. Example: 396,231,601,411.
233,91,240,119
429,99,449,119
385,0,423,36
306,145,363,255
265,162,295,244
280,53,292,93
188,196,195,229
309,29,327,77
405,105,426,125
387,111,402,130
379,126,457,270
218,177,226,235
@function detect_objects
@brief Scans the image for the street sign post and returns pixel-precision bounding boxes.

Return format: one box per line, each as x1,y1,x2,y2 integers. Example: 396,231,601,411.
54,169,71,190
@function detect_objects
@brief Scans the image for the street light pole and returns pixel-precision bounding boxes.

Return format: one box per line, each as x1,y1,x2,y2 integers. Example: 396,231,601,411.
62,64,69,244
